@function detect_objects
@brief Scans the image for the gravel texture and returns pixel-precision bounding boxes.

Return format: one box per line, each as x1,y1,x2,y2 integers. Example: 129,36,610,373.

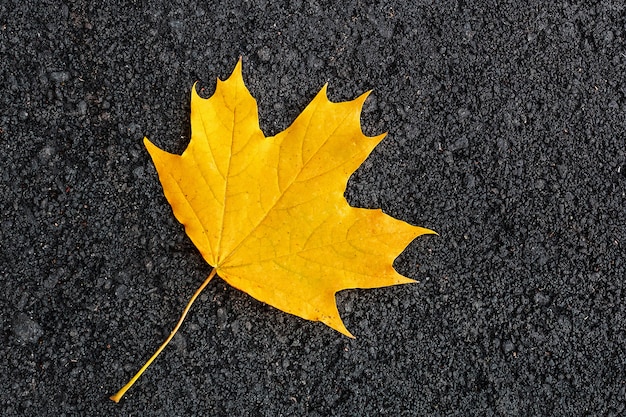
2,1,626,416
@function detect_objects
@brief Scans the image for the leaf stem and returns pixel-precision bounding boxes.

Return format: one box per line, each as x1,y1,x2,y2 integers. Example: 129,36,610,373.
110,268,218,403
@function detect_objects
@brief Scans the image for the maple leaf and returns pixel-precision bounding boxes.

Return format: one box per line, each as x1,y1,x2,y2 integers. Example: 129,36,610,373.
110,59,435,402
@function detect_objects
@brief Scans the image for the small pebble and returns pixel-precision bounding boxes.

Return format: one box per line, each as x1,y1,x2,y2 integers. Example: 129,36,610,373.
534,292,551,306
77,100,87,115
449,136,469,152
257,46,271,62
12,313,43,344
115,284,128,299
49,71,70,83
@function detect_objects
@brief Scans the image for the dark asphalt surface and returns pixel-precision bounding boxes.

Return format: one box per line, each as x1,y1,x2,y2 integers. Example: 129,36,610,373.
2,1,626,416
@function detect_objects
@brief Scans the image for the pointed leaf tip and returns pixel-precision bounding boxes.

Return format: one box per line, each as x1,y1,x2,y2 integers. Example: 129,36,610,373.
228,58,244,82
319,83,329,98
355,89,372,107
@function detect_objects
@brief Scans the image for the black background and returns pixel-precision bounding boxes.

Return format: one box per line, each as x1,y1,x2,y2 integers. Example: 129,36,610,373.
2,1,626,415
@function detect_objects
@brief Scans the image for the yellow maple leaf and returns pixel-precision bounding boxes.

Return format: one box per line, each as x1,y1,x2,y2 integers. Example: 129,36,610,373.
110,59,435,402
